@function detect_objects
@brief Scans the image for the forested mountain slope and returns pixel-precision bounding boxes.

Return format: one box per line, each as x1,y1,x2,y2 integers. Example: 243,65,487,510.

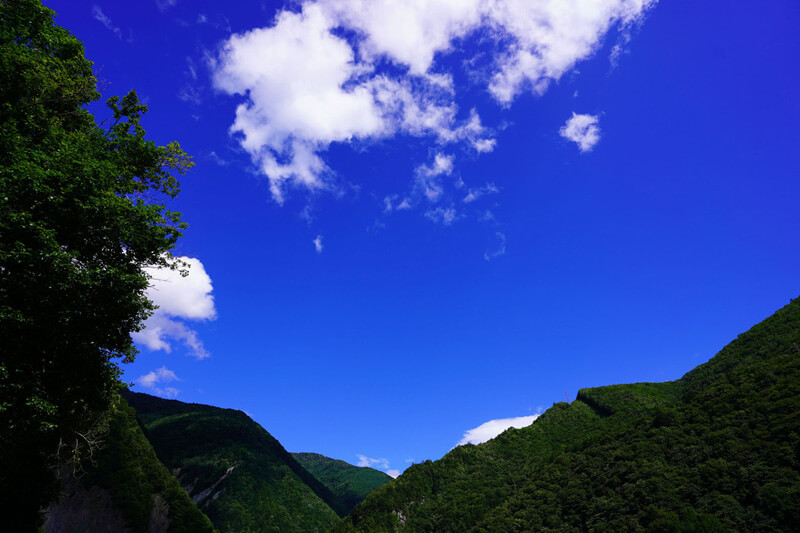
292,452,392,514
124,392,344,532
337,297,800,532
44,396,214,533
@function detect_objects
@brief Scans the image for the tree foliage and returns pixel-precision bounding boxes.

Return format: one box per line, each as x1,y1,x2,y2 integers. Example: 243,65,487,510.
0,0,192,526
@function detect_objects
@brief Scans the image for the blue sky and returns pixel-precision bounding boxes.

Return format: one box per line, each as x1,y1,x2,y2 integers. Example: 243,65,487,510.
46,0,799,478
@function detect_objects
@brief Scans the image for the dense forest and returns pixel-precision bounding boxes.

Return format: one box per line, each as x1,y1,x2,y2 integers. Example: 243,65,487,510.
336,297,800,531
292,453,393,514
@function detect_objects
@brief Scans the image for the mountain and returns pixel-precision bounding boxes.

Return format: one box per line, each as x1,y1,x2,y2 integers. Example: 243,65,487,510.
336,297,800,531
123,391,345,532
44,396,214,533
292,452,393,513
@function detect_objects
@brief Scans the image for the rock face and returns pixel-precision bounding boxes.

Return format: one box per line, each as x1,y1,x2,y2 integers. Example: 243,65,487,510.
44,396,214,533
44,467,132,533
124,391,344,532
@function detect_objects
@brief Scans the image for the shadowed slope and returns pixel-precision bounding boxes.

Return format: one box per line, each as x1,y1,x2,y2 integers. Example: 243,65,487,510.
124,392,345,532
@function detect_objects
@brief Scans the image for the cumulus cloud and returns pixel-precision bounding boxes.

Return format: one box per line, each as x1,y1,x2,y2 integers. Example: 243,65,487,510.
213,0,656,202
132,256,216,359
313,235,324,253
458,414,540,446
560,112,601,152
386,469,400,479
137,366,180,398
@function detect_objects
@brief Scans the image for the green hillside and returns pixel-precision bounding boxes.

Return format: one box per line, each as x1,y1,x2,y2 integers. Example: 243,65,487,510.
337,297,800,532
292,452,393,513
45,396,214,533
123,392,344,531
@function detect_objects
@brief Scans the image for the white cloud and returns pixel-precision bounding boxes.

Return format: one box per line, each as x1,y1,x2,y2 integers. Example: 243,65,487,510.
464,182,499,203
133,314,211,360
91,6,121,40
213,0,655,202
357,455,400,478
132,256,216,359
208,151,229,167
137,366,180,398
143,257,215,320
457,414,540,446
384,194,412,212
323,0,484,75
357,455,390,470
560,112,601,152
178,86,202,105
484,0,657,103
425,206,459,226
415,153,454,202
313,235,323,253
156,0,178,12
473,138,497,153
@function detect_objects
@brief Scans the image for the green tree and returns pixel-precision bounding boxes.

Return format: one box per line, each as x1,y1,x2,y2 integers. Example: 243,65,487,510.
0,0,193,527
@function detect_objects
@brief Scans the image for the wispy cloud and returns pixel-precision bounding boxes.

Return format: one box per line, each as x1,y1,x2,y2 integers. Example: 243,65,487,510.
212,0,656,203
560,113,601,152
484,232,506,261
458,414,540,446
464,183,499,204
356,454,389,470
425,206,459,226
155,0,178,13
137,366,180,398
91,6,121,40
383,194,412,213
207,151,229,167
132,256,216,359
313,235,323,253
415,153,454,203
357,455,400,478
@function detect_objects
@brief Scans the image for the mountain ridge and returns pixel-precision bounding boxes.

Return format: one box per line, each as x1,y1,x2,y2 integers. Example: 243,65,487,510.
123,390,345,531
292,452,393,514
336,296,800,531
